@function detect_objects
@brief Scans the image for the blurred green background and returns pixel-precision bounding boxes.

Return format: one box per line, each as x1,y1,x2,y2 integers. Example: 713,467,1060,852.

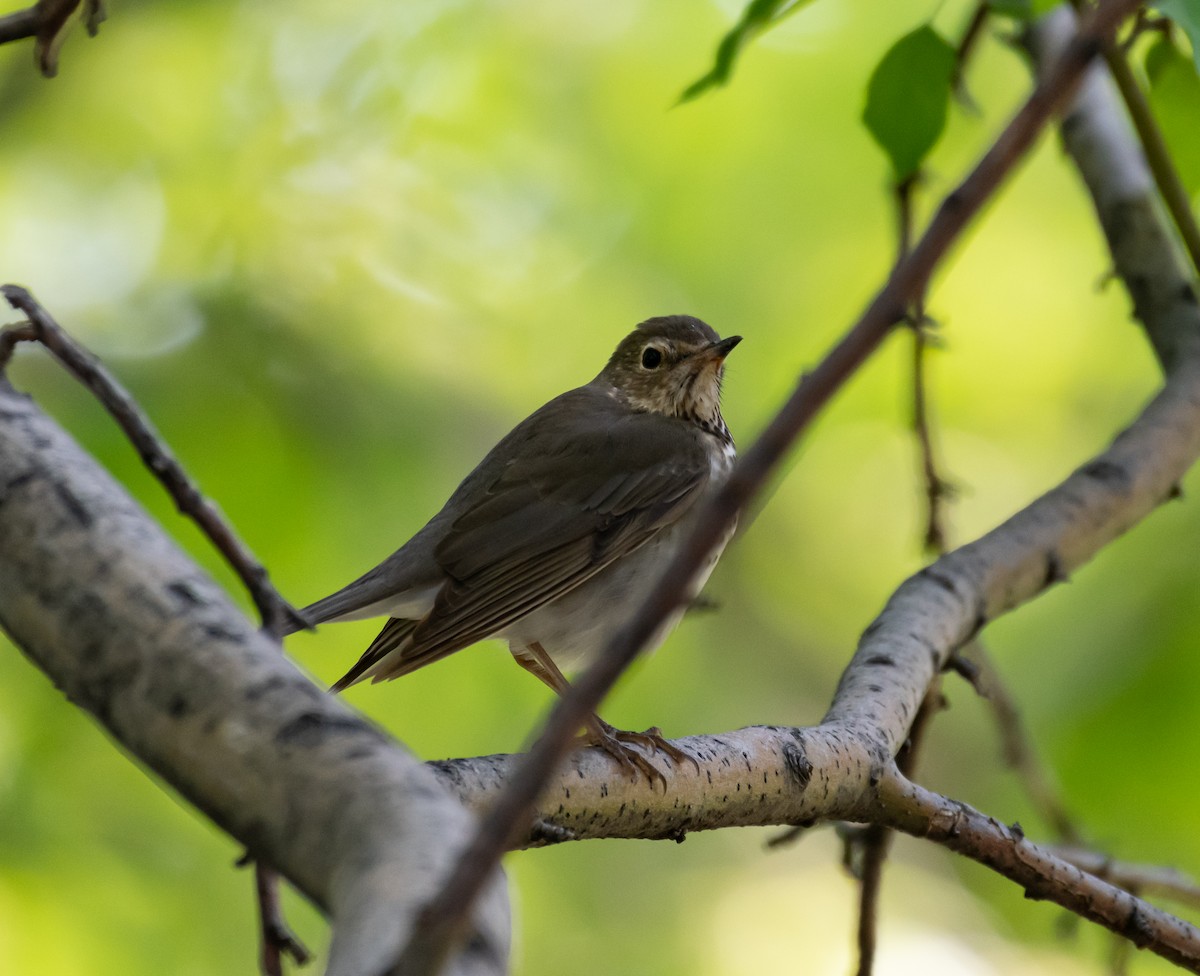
1,0,1197,973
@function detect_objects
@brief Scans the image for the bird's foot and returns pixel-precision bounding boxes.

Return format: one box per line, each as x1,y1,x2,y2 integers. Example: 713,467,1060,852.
583,717,699,788
621,725,702,775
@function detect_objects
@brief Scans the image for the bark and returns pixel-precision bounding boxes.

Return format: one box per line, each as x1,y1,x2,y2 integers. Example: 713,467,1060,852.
0,379,509,976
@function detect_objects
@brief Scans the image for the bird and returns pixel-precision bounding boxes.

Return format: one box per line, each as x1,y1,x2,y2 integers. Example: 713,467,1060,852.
290,314,741,782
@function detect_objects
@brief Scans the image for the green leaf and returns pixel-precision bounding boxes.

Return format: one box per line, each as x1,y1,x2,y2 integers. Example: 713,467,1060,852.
862,25,958,182
679,0,817,103
1154,0,1200,75
1145,36,1200,193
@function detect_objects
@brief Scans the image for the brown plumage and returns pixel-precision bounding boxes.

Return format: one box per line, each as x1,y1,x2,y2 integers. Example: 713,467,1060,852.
290,315,741,780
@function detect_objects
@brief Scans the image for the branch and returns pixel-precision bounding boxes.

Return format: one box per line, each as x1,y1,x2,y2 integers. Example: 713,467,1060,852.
1029,7,1200,372
894,173,954,557
0,5,38,43
850,684,944,976
413,1,1200,968
1,286,307,638
951,3,990,107
1050,848,1200,911
0,382,510,975
962,643,1085,845
874,772,1200,971
851,169,949,976
0,0,105,76
255,862,312,975
403,3,1145,967
1067,0,1200,277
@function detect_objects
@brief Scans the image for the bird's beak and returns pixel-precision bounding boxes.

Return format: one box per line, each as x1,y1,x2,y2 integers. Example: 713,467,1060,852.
707,335,742,361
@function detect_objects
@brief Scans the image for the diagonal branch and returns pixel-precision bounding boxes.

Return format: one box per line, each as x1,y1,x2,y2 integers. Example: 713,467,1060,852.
405,1,1146,968
1,286,307,637
873,772,1200,972
1050,848,1200,911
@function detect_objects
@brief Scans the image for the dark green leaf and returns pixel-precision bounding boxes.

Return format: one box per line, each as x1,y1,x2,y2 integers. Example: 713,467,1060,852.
1145,36,1200,193
1154,0,1200,75
679,0,817,103
862,25,958,181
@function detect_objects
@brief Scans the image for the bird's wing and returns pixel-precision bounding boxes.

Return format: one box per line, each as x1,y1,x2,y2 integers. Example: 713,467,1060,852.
348,389,714,683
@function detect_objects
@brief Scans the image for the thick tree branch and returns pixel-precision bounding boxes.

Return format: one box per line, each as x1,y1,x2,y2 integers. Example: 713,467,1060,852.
0,381,510,976
1066,0,1200,276
1029,7,1200,373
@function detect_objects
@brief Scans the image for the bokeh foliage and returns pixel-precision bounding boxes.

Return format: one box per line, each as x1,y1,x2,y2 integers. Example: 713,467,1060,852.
1,0,1198,973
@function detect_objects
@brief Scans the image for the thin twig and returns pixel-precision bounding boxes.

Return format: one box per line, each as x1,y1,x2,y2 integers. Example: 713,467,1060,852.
255,863,312,976
952,3,990,106
1120,7,1171,50
896,175,954,556
0,285,308,637
911,319,952,554
0,322,37,369
397,3,1143,971
0,6,38,44
852,683,945,976
0,0,105,76
851,824,889,976
961,643,1085,845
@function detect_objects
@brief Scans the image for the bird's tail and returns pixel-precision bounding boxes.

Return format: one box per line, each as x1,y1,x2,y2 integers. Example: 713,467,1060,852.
330,616,422,691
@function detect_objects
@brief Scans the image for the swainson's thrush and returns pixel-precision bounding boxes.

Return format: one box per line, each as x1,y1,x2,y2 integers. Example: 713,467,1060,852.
291,315,740,780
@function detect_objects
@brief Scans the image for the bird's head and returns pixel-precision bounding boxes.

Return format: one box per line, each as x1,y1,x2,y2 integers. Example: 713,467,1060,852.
600,315,741,438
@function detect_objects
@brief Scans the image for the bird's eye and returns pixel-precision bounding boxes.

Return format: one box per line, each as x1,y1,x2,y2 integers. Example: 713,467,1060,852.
641,346,663,369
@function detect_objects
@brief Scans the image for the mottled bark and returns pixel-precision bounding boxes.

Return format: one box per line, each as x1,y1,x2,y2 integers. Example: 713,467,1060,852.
0,380,509,976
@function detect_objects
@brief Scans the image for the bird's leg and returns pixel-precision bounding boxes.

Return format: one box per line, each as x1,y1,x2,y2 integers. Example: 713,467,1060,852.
513,643,696,786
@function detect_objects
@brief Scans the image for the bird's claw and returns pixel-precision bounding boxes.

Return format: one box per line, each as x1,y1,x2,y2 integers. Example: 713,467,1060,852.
584,719,699,787
631,726,702,775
